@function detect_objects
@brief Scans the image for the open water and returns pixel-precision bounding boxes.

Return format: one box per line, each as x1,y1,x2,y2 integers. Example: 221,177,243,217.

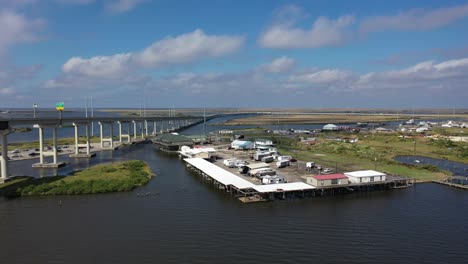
1,115,468,263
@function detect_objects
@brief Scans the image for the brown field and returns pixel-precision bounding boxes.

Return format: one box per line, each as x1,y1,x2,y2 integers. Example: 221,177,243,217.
218,112,468,125
219,114,413,125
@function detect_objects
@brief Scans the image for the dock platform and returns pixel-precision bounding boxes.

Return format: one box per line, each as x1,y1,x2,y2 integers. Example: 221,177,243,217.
184,158,413,202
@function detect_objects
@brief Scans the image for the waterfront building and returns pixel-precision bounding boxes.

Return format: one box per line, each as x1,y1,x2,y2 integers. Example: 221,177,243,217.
307,174,349,187
344,170,387,183
153,133,194,151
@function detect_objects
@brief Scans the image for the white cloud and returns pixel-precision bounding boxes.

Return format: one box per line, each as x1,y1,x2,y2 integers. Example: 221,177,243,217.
0,87,15,95
105,0,144,14
0,10,45,54
259,15,355,49
288,57,468,96
55,0,95,4
61,29,245,78
360,3,468,32
290,69,355,84
259,56,295,73
62,53,132,78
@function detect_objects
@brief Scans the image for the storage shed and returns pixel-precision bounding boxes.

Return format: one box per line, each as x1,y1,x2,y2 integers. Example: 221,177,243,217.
344,170,386,183
307,174,349,187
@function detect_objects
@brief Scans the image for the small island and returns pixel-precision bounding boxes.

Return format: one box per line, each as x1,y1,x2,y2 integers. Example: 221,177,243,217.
0,160,155,198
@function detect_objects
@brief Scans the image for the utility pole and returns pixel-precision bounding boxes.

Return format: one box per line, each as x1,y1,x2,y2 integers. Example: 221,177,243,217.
203,107,206,138
33,104,38,118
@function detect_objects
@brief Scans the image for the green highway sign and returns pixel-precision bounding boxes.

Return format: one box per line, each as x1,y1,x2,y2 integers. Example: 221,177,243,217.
56,102,64,111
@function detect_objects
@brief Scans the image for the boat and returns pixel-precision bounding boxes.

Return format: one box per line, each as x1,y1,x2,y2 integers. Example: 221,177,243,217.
405,119,415,125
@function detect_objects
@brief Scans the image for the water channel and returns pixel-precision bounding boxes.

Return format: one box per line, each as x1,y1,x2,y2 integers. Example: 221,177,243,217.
1,115,468,264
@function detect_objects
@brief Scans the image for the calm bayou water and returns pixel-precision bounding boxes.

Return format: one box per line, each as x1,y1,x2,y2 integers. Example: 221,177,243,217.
395,155,468,176
1,116,468,263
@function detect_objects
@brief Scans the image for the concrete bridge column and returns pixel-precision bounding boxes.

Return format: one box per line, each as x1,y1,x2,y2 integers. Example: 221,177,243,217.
70,122,93,158
145,120,149,136
38,126,44,164
160,121,164,134
127,122,131,143
98,121,114,149
132,121,137,141
153,121,157,135
99,122,104,148
109,123,114,148
118,121,123,143
85,124,90,155
52,127,58,164
141,121,144,139
74,124,79,154
32,125,64,168
1,129,11,181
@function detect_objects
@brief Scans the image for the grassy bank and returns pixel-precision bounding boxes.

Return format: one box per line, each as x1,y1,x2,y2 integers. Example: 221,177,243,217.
0,160,155,197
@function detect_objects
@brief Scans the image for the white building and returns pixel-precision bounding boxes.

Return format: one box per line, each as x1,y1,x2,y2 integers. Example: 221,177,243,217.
231,140,255,150
344,170,387,183
323,124,338,131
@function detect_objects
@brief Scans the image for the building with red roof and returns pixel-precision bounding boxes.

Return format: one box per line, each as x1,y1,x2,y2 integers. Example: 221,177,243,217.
306,174,349,187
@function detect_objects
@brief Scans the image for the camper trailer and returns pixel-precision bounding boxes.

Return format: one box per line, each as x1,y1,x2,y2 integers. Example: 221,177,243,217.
276,160,290,168
261,175,286,185
254,151,272,161
249,168,276,178
277,156,292,161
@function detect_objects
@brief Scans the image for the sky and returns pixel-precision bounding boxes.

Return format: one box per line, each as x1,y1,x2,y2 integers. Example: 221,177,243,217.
1,0,468,109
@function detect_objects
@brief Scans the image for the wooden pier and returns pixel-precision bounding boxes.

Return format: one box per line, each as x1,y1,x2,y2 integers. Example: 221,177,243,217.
184,158,415,203
432,180,468,190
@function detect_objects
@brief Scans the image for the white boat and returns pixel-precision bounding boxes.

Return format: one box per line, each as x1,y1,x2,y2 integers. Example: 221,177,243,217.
405,119,415,125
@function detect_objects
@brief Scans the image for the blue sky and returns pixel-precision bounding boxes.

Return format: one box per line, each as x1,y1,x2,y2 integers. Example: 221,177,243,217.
1,0,468,108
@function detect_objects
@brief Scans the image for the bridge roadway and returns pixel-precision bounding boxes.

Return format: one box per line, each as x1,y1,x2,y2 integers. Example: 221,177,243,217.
0,114,211,182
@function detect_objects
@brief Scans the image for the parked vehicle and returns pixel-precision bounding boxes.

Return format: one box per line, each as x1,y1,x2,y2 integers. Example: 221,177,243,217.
277,155,292,161
323,168,333,174
234,160,248,168
223,158,237,168
249,168,276,178
262,175,286,184
254,151,271,161
306,162,315,169
261,156,274,163
276,160,290,168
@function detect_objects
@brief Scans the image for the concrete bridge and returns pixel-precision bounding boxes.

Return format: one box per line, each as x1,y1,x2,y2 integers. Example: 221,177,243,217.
0,115,209,182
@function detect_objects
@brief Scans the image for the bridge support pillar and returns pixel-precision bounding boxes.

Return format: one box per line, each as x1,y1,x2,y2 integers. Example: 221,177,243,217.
98,121,115,149
141,121,144,139
132,121,137,141
52,127,57,164
144,120,149,137
70,122,93,158
1,128,11,182
117,121,131,143
153,121,157,135
32,125,65,168
39,126,44,164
